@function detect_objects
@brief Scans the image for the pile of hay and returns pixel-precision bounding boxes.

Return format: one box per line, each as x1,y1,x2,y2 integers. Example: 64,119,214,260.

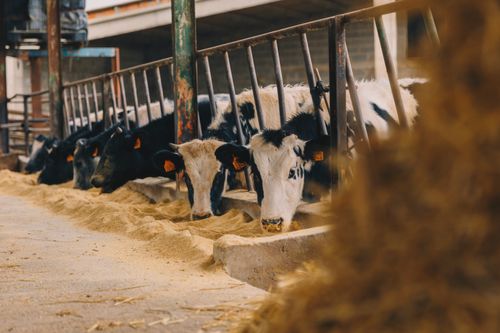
239,0,500,332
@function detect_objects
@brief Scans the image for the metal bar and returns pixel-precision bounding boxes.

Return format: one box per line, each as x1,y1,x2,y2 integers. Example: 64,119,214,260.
202,56,217,119
300,33,328,135
423,7,440,47
329,17,347,188
0,49,8,153
109,77,118,124
76,85,85,129
142,69,153,123
345,44,370,151
29,58,43,124
119,75,130,129
62,88,72,135
172,0,198,143
271,40,287,126
130,72,140,125
101,79,112,129
69,87,78,132
91,82,100,124
224,51,253,191
374,16,408,128
23,96,29,156
83,84,93,130
245,46,265,130
47,0,64,139
155,67,166,117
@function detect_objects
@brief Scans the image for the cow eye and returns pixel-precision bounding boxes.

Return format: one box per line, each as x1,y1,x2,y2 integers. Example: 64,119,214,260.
288,168,296,179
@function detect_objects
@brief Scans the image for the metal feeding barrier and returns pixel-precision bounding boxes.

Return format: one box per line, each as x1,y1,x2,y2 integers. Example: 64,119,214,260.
6,0,438,192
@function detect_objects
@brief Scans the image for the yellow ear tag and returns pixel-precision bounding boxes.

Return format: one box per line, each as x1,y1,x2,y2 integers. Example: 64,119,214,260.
312,151,324,162
91,147,99,157
66,155,74,162
232,155,247,171
134,138,141,150
163,160,176,173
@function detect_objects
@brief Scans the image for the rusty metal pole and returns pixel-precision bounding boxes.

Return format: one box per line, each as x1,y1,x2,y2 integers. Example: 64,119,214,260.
172,0,198,143
47,0,64,139
0,3,9,154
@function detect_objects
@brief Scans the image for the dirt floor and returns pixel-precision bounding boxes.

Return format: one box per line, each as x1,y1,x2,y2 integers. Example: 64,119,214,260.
0,193,265,332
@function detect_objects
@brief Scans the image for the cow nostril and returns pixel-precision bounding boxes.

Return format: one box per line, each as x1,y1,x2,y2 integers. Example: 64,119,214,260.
261,218,284,232
90,177,102,187
192,213,212,221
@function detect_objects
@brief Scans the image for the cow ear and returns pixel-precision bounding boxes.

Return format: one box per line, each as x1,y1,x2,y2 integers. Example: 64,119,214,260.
152,150,184,175
215,143,250,172
304,135,331,162
131,131,147,151
91,144,99,157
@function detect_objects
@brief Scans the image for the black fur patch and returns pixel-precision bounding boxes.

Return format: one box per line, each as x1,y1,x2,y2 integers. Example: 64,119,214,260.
260,112,322,148
371,102,399,128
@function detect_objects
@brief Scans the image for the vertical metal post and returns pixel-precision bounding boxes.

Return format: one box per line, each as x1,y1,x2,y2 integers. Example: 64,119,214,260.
30,58,43,125
69,87,78,131
271,40,287,126
300,33,328,135
119,75,130,129
0,2,8,153
91,81,100,123
345,44,370,151
142,69,153,123
375,16,408,128
76,85,86,129
172,0,198,144
130,73,140,125
83,84,93,130
224,51,253,191
245,46,265,130
63,88,71,135
423,8,440,47
202,56,217,119
329,17,347,188
101,79,112,129
47,0,64,139
155,67,166,117
109,77,118,124
23,96,30,156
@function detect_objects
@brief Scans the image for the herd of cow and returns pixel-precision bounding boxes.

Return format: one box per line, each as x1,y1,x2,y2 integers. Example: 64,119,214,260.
24,79,424,232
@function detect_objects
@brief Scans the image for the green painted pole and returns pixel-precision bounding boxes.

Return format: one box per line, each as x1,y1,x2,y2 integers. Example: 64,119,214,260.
172,0,198,143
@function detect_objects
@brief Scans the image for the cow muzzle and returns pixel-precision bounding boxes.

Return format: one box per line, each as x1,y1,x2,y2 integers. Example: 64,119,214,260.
192,212,212,221
90,175,104,188
261,217,284,232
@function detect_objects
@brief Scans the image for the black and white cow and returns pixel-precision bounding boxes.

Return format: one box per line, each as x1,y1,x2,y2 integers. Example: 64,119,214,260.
152,85,325,220
38,121,106,185
24,135,58,174
215,80,421,231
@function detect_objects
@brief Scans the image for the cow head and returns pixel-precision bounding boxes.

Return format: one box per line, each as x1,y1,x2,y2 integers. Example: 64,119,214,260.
91,126,146,193
73,138,101,190
38,140,75,185
216,132,330,232
153,139,227,220
25,135,57,174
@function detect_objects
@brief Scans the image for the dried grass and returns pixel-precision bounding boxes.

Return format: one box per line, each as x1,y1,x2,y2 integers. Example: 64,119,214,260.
239,0,500,332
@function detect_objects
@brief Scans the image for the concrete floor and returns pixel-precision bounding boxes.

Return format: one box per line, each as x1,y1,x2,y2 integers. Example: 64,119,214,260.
0,195,264,333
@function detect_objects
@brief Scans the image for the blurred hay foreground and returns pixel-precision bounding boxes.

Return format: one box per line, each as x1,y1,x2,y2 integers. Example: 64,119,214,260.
239,0,500,332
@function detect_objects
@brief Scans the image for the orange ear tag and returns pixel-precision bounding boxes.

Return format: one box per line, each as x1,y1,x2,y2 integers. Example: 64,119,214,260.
134,138,141,150
66,155,74,162
91,147,99,157
312,151,324,162
163,160,176,173
232,155,247,171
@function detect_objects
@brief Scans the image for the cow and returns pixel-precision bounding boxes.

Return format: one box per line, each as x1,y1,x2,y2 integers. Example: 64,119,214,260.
38,121,105,185
24,135,58,174
152,84,328,220
214,80,421,231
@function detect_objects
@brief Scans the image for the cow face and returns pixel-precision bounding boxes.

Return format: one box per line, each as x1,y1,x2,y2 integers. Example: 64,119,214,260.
153,139,227,220
91,127,144,193
73,138,100,190
216,133,330,232
38,141,75,185
25,136,56,174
